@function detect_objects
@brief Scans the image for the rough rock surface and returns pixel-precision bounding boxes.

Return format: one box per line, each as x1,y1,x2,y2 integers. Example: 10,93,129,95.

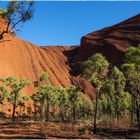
0,38,72,94
0,18,72,94
75,14,140,66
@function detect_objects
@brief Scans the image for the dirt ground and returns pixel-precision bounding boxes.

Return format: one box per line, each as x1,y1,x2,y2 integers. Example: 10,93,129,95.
0,119,139,139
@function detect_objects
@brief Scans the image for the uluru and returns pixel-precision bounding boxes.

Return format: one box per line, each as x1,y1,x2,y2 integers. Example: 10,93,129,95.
0,1,140,139
1,14,140,95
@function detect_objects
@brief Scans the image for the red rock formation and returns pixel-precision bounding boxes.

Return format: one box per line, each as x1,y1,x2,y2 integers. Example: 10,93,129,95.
0,14,140,99
0,38,72,94
71,76,96,99
0,18,72,95
75,14,140,65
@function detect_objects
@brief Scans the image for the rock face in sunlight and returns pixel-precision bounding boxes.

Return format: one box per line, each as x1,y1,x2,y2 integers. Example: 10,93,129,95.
0,19,72,94
0,38,72,94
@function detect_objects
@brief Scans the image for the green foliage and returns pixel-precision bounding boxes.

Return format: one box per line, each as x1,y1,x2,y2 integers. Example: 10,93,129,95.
121,46,140,127
82,53,110,133
81,52,135,132
0,8,8,18
68,85,78,103
123,46,140,65
122,64,140,95
39,72,49,83
32,72,52,122
0,77,30,121
30,72,93,122
82,53,109,72
89,72,105,91
110,66,126,94
6,1,34,22
82,53,109,91
121,46,140,96
76,93,93,119
0,77,30,92
0,86,10,104
0,1,34,39
98,66,127,121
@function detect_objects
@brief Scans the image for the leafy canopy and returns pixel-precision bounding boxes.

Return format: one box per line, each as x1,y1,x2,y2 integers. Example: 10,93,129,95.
0,1,34,39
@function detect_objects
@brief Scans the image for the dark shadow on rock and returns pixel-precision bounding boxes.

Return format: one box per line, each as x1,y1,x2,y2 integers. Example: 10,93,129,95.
63,46,80,76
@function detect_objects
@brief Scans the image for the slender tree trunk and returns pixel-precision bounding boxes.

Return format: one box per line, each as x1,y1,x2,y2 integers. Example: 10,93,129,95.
12,104,16,122
136,99,140,129
20,106,22,116
34,105,37,120
12,92,17,122
131,96,134,125
108,97,112,127
115,93,119,122
93,90,99,134
46,94,49,121
60,109,64,122
40,99,44,122
73,104,76,123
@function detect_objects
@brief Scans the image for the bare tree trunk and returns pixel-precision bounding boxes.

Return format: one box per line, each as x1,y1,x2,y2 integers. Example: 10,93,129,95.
40,99,44,122
131,96,134,126
60,110,64,122
73,104,76,123
115,93,119,122
46,94,49,122
20,106,22,116
93,90,99,134
136,99,140,129
34,105,37,120
12,92,17,122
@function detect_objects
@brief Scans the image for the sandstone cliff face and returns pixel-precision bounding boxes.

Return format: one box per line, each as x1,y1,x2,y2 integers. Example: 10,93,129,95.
75,14,140,65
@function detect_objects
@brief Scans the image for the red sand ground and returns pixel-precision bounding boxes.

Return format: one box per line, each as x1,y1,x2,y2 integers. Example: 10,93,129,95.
0,119,139,139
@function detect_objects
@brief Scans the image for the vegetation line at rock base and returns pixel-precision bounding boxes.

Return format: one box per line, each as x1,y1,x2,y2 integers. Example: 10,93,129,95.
0,45,139,138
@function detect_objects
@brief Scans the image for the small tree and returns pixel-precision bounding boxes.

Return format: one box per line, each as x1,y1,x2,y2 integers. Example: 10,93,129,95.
68,85,80,123
34,72,51,122
0,1,34,40
30,93,40,120
0,77,30,122
82,53,109,134
122,64,140,128
76,93,93,120
108,66,126,121
57,87,70,122
48,87,60,121
122,46,140,128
